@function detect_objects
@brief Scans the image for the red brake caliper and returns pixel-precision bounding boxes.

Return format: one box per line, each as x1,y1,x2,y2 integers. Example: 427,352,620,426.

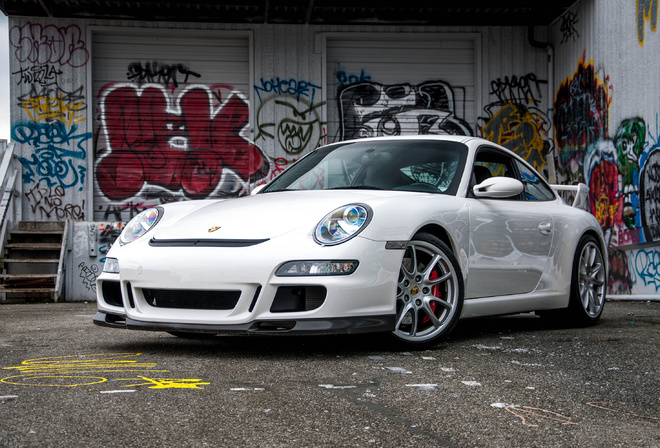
421,269,441,324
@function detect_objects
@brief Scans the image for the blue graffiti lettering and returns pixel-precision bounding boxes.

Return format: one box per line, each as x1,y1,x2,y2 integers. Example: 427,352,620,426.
254,77,322,104
14,121,90,190
336,69,371,86
633,248,660,291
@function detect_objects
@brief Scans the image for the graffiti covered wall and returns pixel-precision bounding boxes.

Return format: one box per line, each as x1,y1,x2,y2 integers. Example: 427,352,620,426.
9,20,91,221
7,8,659,299
551,0,660,297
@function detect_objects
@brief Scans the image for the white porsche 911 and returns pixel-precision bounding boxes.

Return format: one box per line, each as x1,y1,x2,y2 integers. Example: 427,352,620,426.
94,135,607,347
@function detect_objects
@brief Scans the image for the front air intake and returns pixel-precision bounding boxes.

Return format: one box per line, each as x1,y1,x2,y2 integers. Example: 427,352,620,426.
101,281,123,307
142,289,240,310
270,286,327,312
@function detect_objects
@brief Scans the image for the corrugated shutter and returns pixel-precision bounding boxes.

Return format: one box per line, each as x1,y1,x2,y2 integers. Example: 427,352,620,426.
325,34,479,143
91,31,254,222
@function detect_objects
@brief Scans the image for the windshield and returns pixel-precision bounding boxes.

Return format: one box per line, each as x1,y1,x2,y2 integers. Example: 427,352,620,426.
263,139,468,195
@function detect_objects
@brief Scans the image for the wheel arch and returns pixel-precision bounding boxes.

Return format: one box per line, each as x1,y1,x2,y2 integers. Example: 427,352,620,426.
415,224,455,255
579,228,609,279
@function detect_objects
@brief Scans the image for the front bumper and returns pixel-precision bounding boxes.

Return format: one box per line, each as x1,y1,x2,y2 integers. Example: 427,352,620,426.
93,311,395,335
95,232,403,334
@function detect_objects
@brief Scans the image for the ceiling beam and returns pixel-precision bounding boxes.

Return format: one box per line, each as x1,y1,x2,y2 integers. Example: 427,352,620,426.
37,0,52,17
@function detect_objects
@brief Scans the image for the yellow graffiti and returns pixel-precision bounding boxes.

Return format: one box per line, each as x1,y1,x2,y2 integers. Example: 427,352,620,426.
1,353,167,388
637,0,658,45
481,103,548,172
119,376,210,390
22,94,86,128
594,195,619,229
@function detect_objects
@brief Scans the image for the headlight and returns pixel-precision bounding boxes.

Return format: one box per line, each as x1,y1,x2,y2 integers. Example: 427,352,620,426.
119,207,163,244
314,204,371,246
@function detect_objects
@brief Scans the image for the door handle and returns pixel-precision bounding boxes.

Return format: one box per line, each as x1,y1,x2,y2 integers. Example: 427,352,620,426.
538,221,552,235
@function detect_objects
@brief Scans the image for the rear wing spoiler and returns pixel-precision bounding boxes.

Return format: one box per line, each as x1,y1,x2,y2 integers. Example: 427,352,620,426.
550,183,589,211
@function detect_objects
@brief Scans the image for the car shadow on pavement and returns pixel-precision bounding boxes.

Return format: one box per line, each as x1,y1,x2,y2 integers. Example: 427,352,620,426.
97,312,588,357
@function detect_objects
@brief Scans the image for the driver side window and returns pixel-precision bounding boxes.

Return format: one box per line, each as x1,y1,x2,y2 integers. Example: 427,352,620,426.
470,148,520,200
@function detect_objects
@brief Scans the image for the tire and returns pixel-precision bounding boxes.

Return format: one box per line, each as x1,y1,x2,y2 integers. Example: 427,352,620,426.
566,234,606,325
392,232,464,347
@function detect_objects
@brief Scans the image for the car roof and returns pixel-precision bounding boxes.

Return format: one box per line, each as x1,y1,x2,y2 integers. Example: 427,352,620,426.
339,134,476,145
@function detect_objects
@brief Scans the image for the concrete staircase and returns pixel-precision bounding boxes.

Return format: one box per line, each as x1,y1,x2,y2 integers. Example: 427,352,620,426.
0,221,68,303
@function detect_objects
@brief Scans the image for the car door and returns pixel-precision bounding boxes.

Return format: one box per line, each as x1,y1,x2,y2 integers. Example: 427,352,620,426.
466,147,555,299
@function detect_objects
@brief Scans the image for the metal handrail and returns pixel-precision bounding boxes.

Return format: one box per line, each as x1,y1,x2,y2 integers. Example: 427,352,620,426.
0,140,19,249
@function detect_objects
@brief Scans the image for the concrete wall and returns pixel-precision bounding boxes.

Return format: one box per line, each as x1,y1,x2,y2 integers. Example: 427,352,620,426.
6,0,659,301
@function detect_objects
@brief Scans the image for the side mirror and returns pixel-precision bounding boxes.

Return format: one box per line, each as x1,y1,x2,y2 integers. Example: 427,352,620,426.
473,177,524,198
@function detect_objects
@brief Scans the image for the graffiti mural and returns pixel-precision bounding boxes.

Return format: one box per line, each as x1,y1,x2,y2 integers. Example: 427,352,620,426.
337,80,472,140
254,76,327,183
14,121,90,190
554,54,660,296
10,21,91,221
478,74,552,173
554,57,612,183
637,0,658,45
631,247,660,292
479,103,552,173
94,81,269,220
614,118,646,229
9,23,89,68
583,114,660,248
640,144,660,242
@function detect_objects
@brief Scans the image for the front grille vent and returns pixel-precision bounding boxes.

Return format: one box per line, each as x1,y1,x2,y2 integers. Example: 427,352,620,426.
149,238,268,247
143,289,240,310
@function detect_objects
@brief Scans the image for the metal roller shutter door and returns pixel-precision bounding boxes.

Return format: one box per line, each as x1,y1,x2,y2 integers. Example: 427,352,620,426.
91,31,253,222
325,34,479,143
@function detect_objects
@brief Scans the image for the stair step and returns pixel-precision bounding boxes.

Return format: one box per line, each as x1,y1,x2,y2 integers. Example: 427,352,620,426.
0,274,57,278
18,222,66,232
1,258,59,263
10,230,64,235
4,243,62,250
0,287,55,293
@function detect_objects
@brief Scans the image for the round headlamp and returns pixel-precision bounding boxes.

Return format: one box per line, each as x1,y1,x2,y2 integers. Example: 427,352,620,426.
119,207,162,244
314,204,371,246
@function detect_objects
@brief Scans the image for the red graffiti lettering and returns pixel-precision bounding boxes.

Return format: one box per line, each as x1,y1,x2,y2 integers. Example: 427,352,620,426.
96,84,268,200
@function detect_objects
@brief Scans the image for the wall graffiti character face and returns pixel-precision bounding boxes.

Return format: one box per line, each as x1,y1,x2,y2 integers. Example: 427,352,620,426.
338,80,472,140
614,118,645,229
255,95,325,156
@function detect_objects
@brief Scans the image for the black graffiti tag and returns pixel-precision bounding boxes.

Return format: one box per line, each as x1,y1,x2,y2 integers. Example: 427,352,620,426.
489,73,547,106
126,62,201,88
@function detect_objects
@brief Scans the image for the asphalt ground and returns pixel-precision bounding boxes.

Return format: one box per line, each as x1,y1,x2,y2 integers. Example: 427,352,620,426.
0,300,658,448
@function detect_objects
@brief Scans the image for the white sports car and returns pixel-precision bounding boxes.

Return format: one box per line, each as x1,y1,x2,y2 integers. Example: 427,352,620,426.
94,135,607,347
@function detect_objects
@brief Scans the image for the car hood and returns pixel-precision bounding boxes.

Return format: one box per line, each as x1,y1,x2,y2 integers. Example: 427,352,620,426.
150,190,417,241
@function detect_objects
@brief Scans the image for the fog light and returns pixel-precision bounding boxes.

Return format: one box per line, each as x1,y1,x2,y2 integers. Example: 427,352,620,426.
276,260,358,276
103,258,120,273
